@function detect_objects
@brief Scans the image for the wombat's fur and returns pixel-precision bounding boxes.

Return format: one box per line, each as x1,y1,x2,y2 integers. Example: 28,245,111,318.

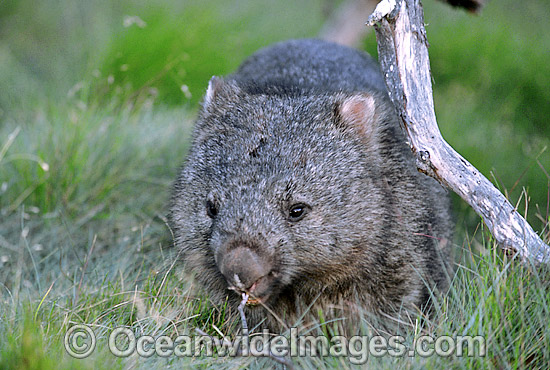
170,39,453,332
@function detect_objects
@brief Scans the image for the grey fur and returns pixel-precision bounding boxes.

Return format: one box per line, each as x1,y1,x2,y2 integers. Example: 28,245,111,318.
170,39,453,332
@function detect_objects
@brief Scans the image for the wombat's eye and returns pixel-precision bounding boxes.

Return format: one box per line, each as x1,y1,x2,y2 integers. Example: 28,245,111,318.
206,199,218,218
288,203,309,222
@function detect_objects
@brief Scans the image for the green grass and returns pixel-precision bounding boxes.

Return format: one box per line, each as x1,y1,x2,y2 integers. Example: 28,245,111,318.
94,0,329,108
1,0,550,368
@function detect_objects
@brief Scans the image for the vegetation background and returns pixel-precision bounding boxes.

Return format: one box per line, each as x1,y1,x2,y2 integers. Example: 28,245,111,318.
0,0,549,368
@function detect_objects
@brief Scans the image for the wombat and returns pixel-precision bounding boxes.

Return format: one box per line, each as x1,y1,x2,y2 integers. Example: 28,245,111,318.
170,39,453,332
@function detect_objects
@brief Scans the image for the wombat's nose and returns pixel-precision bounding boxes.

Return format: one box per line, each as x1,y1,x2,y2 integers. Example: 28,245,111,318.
218,246,271,292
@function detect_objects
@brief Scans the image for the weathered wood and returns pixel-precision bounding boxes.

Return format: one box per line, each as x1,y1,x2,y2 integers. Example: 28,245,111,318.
367,0,550,264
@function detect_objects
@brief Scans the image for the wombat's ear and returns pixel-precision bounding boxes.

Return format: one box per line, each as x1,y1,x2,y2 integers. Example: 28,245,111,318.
336,93,378,141
204,76,241,109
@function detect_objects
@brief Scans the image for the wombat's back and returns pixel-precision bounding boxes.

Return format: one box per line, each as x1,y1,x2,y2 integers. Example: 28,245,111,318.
232,39,386,95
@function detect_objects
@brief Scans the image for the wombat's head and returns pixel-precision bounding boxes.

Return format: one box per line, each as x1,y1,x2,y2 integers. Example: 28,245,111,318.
170,77,396,309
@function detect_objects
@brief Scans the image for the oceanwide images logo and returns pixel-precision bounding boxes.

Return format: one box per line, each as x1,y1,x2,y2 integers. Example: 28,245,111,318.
64,324,486,364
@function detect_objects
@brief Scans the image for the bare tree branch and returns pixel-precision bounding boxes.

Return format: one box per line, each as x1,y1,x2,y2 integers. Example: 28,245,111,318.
367,0,550,264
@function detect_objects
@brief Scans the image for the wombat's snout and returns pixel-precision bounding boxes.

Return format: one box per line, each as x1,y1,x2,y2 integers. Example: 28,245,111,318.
218,246,275,303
